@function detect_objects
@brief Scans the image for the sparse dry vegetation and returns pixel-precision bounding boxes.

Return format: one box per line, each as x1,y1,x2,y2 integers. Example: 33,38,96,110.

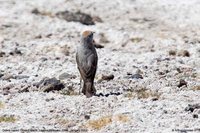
124,88,161,99
0,115,17,123
56,118,69,126
87,114,129,130
192,86,200,91
0,102,4,109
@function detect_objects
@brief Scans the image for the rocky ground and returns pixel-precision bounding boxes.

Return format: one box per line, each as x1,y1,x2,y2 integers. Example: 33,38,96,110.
0,0,200,132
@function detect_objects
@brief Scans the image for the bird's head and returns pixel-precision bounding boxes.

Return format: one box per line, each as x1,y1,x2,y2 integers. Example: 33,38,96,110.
81,30,95,45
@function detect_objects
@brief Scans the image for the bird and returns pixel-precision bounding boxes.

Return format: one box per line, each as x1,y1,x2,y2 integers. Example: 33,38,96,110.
76,30,98,98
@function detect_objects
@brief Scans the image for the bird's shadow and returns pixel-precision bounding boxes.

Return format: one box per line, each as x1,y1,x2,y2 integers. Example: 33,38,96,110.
95,92,122,97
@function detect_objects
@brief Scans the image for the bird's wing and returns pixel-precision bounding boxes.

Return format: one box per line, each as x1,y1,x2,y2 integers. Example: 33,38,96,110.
77,52,98,81
85,53,98,79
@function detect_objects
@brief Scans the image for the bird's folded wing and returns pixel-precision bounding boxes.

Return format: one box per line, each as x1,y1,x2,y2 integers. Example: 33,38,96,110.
76,53,97,79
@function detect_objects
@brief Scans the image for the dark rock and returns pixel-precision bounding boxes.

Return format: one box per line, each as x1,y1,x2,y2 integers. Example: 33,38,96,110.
95,93,104,97
163,110,168,114
2,24,12,28
31,8,40,14
193,114,198,118
131,74,143,79
9,48,22,56
84,115,90,120
169,50,176,56
40,57,48,61
185,104,200,112
178,50,190,57
158,71,165,75
131,17,154,23
152,97,158,101
110,92,121,96
94,44,104,49
14,75,29,79
127,72,132,75
59,73,76,80
0,73,4,78
56,10,95,25
35,35,42,39
0,51,6,57
176,68,182,73
49,110,54,113
46,33,52,38
101,74,114,81
45,97,55,102
177,79,187,88
18,86,30,93
2,74,14,80
55,57,60,60
105,94,109,97
2,86,11,95
35,77,65,92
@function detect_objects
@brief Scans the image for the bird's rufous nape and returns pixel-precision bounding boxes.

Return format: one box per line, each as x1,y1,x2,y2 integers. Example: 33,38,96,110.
82,30,94,38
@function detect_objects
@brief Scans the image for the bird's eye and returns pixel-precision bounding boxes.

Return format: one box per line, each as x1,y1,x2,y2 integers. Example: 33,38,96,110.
87,34,93,39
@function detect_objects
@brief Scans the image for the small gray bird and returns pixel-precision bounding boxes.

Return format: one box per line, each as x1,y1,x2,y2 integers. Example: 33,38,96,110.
76,30,98,98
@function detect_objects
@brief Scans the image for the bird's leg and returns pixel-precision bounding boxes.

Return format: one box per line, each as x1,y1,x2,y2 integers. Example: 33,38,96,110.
79,77,82,95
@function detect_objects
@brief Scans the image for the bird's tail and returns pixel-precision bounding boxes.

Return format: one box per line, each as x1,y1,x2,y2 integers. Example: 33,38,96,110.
82,81,96,98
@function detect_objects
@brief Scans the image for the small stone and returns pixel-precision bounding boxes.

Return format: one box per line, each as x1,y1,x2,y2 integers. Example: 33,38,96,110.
40,57,48,61
35,35,42,39
193,114,198,118
14,75,29,79
94,44,104,49
152,97,158,101
46,33,52,38
34,77,65,92
131,74,143,79
169,50,176,56
59,73,76,80
45,97,55,102
163,110,168,114
84,115,90,120
9,48,22,55
177,79,187,88
178,50,190,57
2,74,13,80
56,10,95,25
158,71,165,75
185,104,200,112
0,51,6,57
0,73,4,78
101,74,114,81
31,8,40,14
105,94,109,97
